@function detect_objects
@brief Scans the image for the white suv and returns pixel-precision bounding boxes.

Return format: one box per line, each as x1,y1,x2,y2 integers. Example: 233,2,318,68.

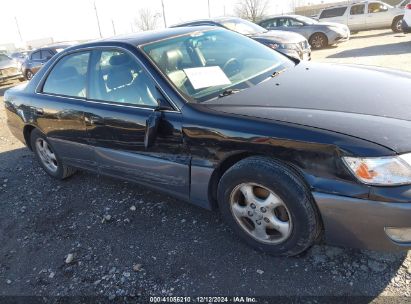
402,2,411,33
318,1,404,32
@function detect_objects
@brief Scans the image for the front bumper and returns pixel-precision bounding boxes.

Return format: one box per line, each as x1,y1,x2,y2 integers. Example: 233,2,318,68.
279,48,311,61
313,192,411,251
328,31,350,45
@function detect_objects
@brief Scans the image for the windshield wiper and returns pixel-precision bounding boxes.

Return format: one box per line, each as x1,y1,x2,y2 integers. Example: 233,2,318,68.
218,88,242,98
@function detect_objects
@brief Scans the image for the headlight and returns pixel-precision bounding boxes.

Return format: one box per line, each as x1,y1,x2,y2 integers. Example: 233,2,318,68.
342,154,411,186
268,43,297,50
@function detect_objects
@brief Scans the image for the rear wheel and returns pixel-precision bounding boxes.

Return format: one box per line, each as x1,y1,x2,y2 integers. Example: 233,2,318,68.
30,129,76,180
392,16,403,33
217,156,321,256
309,33,328,49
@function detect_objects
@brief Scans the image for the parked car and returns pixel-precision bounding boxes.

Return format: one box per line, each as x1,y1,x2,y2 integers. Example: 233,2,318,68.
258,15,350,49
396,0,410,8
0,54,24,83
9,51,29,71
5,27,411,256
21,44,72,80
317,1,404,32
171,17,311,61
402,2,411,32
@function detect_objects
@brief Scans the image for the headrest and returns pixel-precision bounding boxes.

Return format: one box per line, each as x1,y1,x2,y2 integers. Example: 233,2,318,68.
106,65,133,90
55,66,79,80
109,54,131,66
161,49,183,73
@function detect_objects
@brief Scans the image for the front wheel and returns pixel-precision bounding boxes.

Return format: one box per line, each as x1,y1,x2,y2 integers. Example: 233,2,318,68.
392,16,403,33
30,129,76,180
217,157,321,256
309,33,328,49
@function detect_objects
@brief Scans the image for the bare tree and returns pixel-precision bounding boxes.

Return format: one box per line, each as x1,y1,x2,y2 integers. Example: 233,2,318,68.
234,0,269,22
135,8,159,31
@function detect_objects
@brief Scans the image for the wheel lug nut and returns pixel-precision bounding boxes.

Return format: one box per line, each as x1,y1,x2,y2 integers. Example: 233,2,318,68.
256,220,261,225
264,217,270,223
260,207,266,213
250,204,256,209
248,211,253,217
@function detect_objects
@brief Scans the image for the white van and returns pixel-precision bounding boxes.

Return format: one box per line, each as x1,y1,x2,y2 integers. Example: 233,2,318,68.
318,1,404,32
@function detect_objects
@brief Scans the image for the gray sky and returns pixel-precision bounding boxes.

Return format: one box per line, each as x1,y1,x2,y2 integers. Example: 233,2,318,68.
0,0,332,47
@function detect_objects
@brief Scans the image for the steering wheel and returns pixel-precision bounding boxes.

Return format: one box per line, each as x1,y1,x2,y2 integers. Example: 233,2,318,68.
222,58,242,77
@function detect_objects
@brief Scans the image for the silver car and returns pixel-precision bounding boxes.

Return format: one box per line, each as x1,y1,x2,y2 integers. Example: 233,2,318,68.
171,17,312,60
258,15,350,49
317,1,404,33
0,54,24,84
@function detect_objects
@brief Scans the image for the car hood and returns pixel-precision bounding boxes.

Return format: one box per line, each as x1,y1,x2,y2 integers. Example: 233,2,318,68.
249,30,306,43
204,62,411,154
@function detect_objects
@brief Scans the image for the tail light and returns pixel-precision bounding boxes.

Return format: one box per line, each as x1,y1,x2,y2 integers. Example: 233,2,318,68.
406,3,411,9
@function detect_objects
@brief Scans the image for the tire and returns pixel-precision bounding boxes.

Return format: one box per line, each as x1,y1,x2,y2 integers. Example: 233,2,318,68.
217,156,321,256
392,16,404,33
25,70,33,81
30,128,76,180
309,33,328,49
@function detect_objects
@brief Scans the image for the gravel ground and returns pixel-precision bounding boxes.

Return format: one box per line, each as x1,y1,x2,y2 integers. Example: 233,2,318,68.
313,29,411,72
1,30,411,301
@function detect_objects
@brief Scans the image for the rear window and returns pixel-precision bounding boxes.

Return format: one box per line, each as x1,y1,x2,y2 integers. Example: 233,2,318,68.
31,51,41,60
42,52,90,98
319,7,347,18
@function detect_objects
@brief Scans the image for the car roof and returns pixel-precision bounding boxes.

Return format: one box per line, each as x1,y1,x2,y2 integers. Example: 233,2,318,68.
64,26,216,51
263,14,309,19
172,17,243,27
103,26,214,45
321,1,373,10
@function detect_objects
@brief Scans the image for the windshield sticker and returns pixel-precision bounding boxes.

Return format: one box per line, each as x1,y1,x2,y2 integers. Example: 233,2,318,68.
183,66,231,89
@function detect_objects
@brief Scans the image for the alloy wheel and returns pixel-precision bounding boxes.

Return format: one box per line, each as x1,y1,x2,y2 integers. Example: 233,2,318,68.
229,183,292,244
35,138,58,173
396,19,403,32
311,34,325,49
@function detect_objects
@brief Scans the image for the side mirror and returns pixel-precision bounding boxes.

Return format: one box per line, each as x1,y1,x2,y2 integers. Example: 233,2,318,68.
144,110,161,149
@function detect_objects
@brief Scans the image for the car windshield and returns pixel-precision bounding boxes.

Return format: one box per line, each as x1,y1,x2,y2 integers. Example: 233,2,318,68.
220,18,267,35
142,29,293,102
295,16,318,25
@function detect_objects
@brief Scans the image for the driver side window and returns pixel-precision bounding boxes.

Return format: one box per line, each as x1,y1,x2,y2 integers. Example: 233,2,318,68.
89,50,158,107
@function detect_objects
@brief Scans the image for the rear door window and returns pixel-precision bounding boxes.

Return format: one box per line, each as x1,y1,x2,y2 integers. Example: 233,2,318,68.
42,52,90,98
31,51,41,60
320,7,347,18
260,19,277,28
350,4,365,15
